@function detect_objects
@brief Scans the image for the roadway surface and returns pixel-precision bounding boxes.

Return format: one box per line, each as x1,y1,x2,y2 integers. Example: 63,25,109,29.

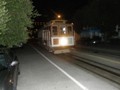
15,44,120,90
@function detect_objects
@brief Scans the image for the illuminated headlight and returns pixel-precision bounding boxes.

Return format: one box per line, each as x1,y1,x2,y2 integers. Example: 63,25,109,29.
60,37,68,46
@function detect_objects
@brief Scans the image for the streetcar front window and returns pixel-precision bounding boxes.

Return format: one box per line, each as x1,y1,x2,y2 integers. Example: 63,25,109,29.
68,26,73,35
60,26,67,35
52,26,58,35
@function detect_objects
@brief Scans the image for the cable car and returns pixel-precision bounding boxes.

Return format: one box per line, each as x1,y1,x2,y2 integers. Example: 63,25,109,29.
38,15,75,54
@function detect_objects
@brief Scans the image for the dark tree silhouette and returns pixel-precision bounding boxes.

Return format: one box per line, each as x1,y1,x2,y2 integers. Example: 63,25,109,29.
73,0,120,37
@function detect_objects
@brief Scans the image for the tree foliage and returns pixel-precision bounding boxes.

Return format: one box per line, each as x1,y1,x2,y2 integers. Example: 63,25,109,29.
0,0,10,45
0,0,35,47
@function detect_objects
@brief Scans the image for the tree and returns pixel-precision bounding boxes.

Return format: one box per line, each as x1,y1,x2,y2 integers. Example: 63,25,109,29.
0,0,35,47
0,0,10,46
73,0,120,35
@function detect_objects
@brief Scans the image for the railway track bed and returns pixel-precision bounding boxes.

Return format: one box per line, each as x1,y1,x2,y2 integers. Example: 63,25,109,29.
73,55,120,85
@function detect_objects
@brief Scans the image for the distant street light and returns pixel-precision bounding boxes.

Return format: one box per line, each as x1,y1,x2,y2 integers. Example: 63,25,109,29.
57,14,61,19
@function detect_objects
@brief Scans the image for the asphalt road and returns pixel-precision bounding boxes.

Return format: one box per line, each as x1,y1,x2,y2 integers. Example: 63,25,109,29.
15,44,120,90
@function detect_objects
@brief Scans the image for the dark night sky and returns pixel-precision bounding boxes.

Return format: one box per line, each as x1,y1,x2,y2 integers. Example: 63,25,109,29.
32,0,90,20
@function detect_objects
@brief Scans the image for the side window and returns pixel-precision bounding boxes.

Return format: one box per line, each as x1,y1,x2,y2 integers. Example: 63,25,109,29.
8,51,14,61
68,26,73,35
0,54,7,67
52,26,57,35
4,50,14,64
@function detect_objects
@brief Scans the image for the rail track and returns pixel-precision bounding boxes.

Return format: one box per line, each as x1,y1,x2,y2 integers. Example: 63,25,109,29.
35,43,120,85
63,48,120,85
72,54,120,84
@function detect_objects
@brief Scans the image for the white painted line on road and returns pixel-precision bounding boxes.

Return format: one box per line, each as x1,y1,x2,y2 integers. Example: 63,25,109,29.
33,47,89,90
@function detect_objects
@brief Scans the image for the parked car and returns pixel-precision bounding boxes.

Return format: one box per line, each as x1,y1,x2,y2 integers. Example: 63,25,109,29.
0,48,20,90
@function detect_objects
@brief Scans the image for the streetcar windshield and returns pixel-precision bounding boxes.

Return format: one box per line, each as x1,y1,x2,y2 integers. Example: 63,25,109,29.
52,26,58,35
60,26,67,35
60,26,73,35
67,26,73,35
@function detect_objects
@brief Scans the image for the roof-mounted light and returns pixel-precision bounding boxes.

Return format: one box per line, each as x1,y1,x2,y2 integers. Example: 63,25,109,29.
57,15,61,19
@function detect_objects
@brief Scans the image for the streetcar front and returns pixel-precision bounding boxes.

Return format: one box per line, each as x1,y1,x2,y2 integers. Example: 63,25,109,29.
51,20,75,48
